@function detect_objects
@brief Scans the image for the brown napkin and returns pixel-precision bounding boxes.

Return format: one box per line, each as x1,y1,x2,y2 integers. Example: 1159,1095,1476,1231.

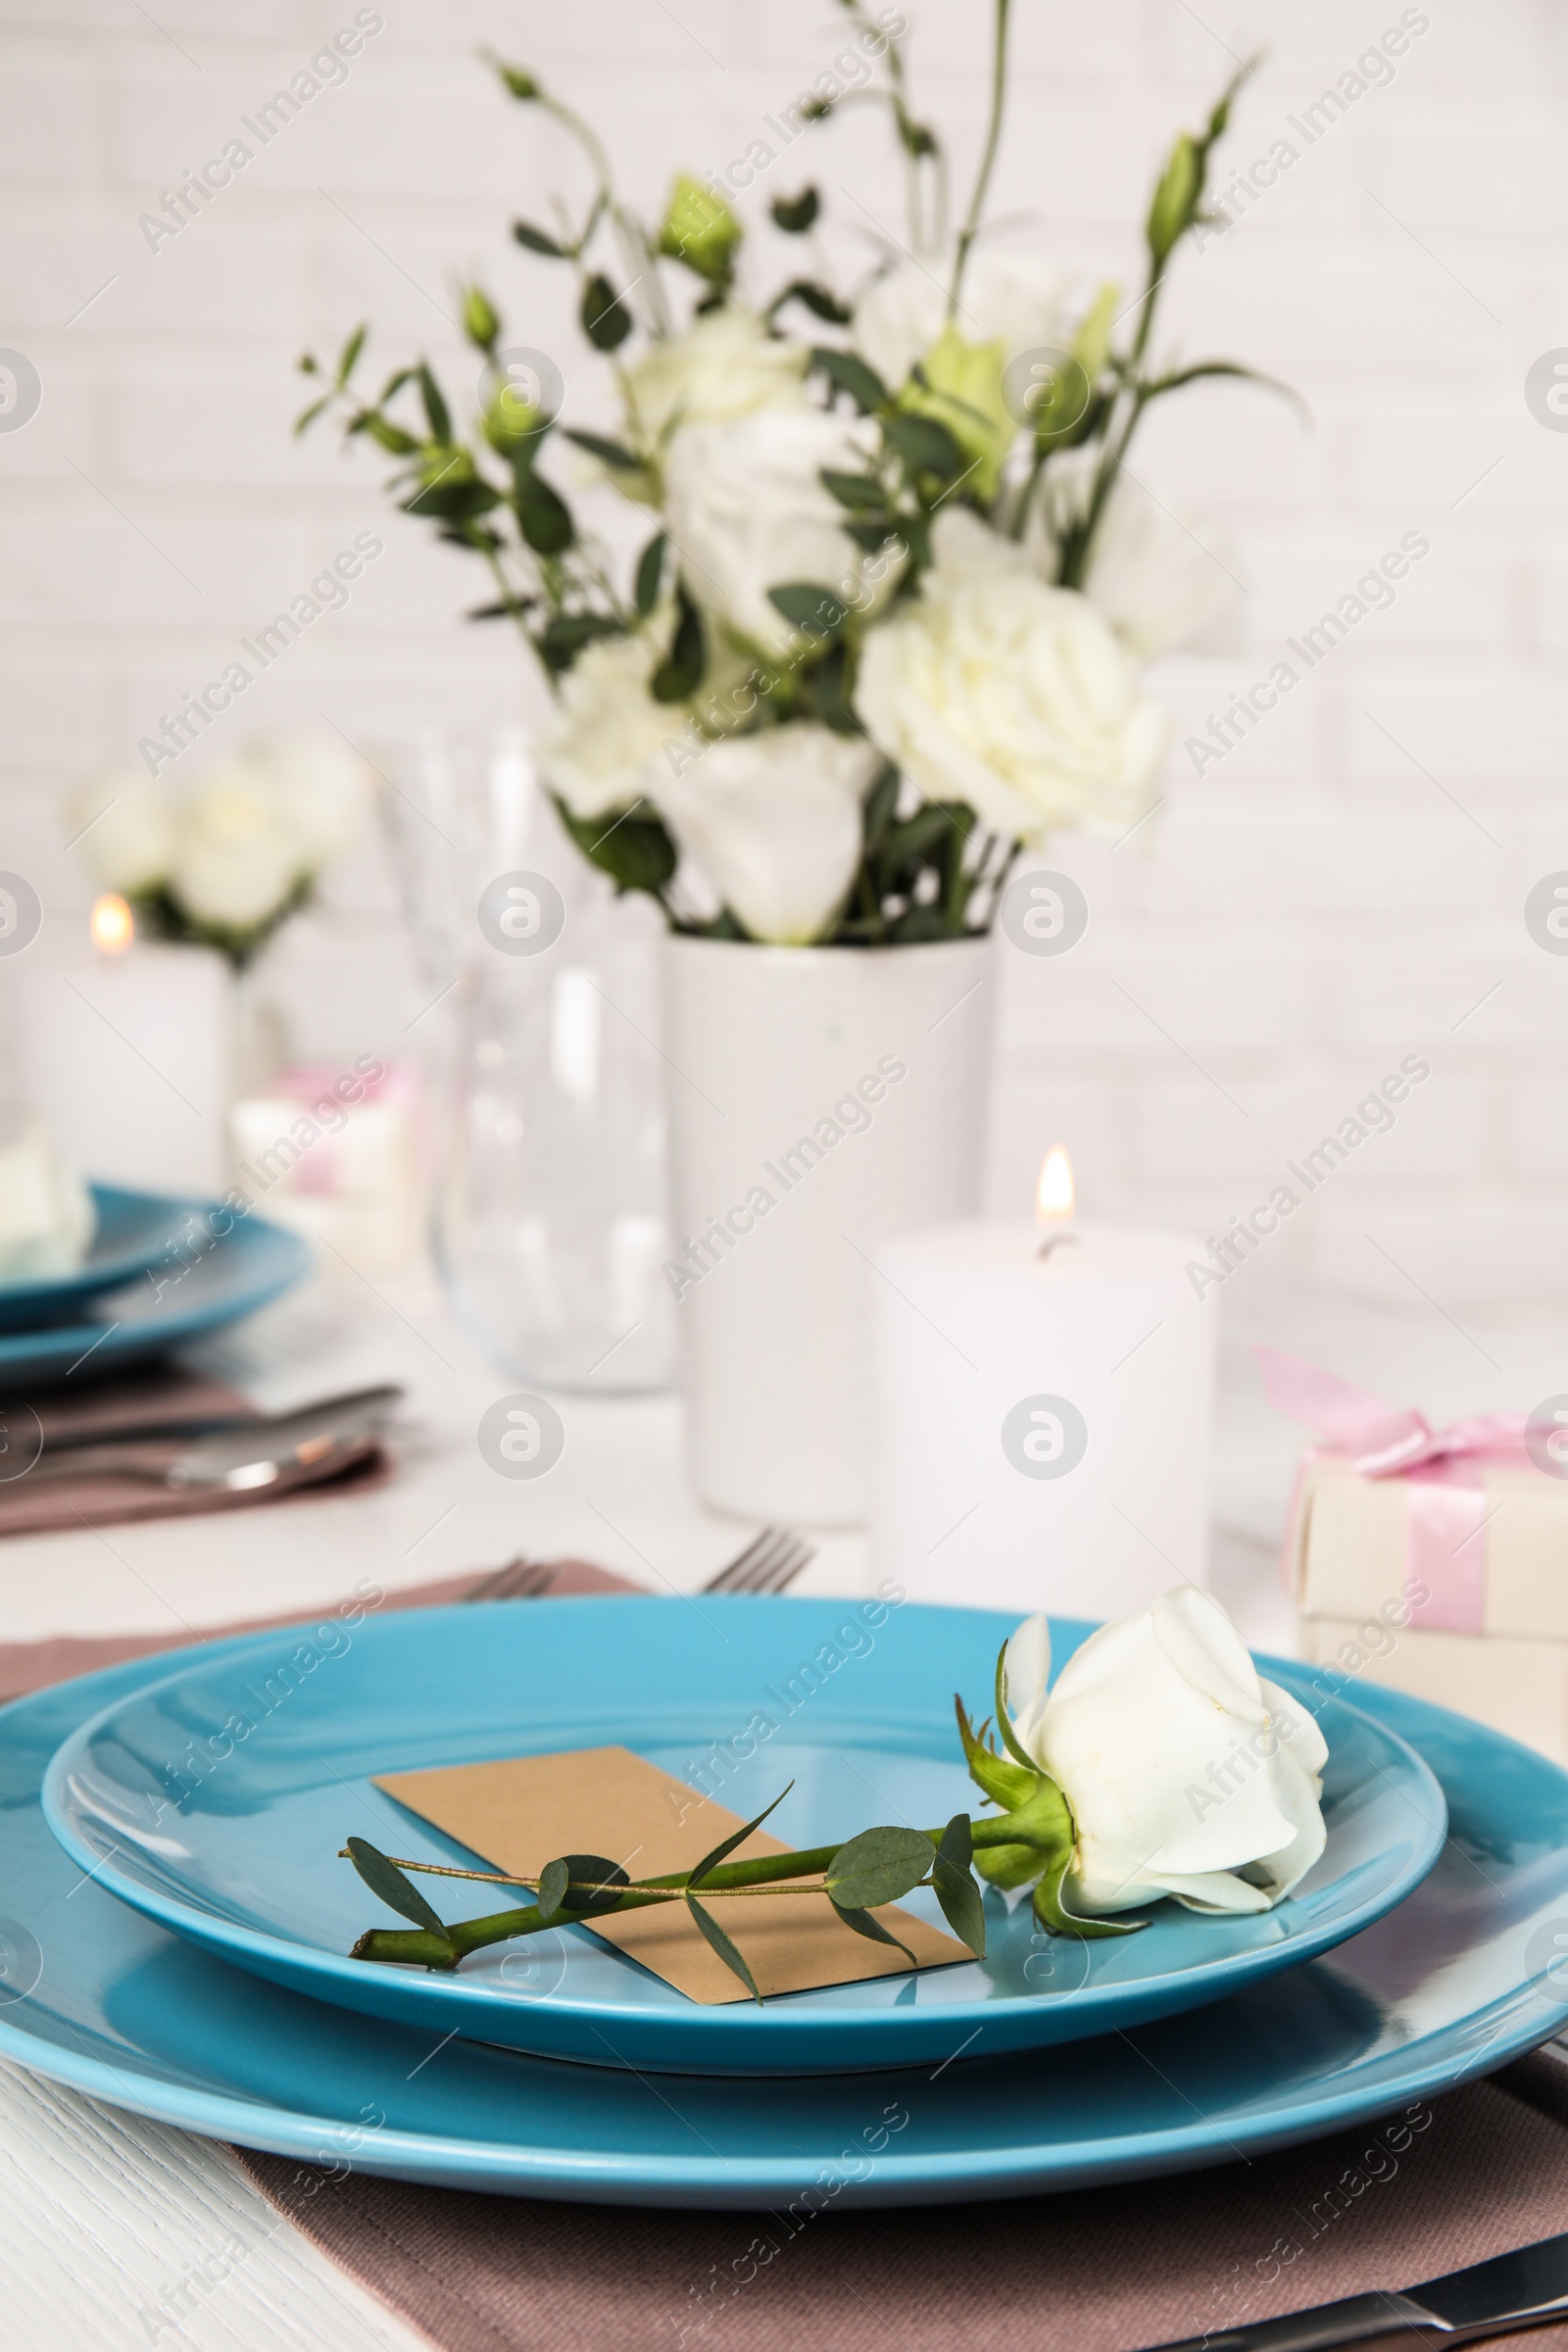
0,1365,391,1539
13,1564,1568,2351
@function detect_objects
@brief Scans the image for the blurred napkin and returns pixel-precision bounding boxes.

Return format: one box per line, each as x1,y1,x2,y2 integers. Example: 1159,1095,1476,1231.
0,1364,391,1540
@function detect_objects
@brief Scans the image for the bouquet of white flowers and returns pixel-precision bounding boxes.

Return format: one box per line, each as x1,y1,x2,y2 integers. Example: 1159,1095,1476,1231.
300,5,1287,947
70,736,372,968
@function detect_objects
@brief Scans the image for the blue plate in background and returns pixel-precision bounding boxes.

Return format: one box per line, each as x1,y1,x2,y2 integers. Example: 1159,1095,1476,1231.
0,1623,1564,2206
0,1183,196,1331
0,1195,309,1383
43,1600,1446,2074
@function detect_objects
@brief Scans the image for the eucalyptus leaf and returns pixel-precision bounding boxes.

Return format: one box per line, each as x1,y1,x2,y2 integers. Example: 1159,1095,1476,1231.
345,1837,448,1936
634,531,665,617
537,1857,570,1917
684,1891,761,2001
651,587,705,701
513,217,566,257
417,364,451,445
558,1853,632,1915
824,1825,934,1913
564,427,641,472
931,1813,985,1956
514,467,573,554
767,581,848,640
828,1899,917,1967
808,346,888,414
581,273,633,352
688,1783,794,1889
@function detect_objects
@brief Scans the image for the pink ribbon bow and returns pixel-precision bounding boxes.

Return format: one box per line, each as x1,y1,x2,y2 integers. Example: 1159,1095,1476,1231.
1255,1347,1531,1634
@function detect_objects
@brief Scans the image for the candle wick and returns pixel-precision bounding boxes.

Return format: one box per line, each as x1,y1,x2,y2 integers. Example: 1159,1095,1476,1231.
1036,1232,1079,1261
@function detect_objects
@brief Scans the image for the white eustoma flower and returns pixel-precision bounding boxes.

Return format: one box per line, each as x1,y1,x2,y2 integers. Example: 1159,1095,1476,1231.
1036,460,1244,662
534,631,693,821
650,725,877,944
1004,1588,1328,1917
67,771,176,894
853,250,1073,393
169,762,300,929
246,734,374,869
623,307,808,449
854,508,1169,847
663,405,884,662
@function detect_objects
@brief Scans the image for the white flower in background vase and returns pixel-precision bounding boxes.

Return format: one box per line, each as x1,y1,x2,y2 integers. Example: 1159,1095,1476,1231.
854,507,1170,846
662,406,888,662
1036,458,1244,661
853,249,1075,392
169,761,301,929
651,726,878,944
534,630,695,820
623,307,808,449
247,733,374,867
1003,1589,1328,1917
67,771,176,895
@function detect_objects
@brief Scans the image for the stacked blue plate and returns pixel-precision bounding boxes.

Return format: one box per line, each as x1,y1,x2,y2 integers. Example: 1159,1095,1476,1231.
8,1596,1567,2206
0,1181,309,1381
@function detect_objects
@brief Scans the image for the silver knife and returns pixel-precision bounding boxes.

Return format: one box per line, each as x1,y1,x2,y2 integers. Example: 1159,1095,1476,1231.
1141,2229,1568,2348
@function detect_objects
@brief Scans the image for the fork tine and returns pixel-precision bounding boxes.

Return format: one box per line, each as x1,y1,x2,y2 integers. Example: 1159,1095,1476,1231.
728,1529,792,1593
702,1527,776,1593
757,1537,813,1594
465,1557,556,1602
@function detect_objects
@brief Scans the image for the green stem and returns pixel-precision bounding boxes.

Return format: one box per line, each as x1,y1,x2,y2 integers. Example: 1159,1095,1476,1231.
350,1814,1036,1971
949,0,1012,318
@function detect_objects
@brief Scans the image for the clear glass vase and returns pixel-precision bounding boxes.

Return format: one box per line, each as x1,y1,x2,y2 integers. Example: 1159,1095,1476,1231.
385,730,674,1394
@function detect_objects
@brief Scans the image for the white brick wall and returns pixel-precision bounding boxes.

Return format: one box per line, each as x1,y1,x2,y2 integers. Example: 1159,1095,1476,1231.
3,0,1566,1313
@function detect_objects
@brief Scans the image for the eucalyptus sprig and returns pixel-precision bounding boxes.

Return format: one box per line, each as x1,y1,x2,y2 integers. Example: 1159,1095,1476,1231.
340,1652,1131,1999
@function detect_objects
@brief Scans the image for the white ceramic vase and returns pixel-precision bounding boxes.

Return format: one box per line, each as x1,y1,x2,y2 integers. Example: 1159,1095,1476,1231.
662,934,995,1526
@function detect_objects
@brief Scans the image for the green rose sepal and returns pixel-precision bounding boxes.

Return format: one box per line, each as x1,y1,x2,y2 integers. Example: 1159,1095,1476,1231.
955,1645,1143,1940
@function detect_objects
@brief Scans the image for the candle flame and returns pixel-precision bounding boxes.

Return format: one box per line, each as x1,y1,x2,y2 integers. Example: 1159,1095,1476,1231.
1035,1145,1075,1228
90,894,134,955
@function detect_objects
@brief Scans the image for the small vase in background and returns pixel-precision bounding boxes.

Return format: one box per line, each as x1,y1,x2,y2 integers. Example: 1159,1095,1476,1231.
662,935,995,1524
386,731,674,1394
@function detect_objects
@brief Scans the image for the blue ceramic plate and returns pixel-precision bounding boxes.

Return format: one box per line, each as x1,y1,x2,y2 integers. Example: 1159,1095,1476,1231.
42,1600,1446,2075
0,1196,309,1382
1,1627,1564,2206
0,1184,203,1332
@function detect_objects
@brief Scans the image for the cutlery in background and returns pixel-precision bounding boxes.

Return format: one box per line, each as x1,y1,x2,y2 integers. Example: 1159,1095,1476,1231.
17,1384,402,1494
1141,2226,1568,2348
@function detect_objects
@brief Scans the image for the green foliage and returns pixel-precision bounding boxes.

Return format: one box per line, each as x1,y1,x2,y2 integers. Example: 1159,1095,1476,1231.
633,532,665,616
513,466,573,553
931,1813,986,1956
512,217,566,256
808,346,889,415
824,1826,935,1912
537,1858,569,1916
556,1854,632,1915
462,287,500,351
770,279,852,326
345,1838,449,1936
555,796,679,900
770,185,818,232
685,1891,761,1999
767,581,849,640
651,586,705,701
580,274,633,351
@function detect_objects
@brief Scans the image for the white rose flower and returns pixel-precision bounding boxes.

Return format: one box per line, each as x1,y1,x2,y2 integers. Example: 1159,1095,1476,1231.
1004,1589,1328,1918
663,405,884,661
1036,460,1244,661
853,250,1074,392
650,725,877,944
854,508,1169,847
169,762,301,929
246,734,374,869
67,771,176,894
624,308,808,449
534,631,694,821
0,1106,94,1279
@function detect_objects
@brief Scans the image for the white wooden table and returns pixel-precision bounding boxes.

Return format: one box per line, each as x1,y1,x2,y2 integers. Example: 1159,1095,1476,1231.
6,1251,1548,2348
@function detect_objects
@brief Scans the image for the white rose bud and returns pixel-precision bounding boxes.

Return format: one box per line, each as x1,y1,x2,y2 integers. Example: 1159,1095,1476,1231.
67,771,175,894
534,631,695,821
624,307,808,449
245,734,374,869
650,725,877,944
169,763,300,929
1004,1589,1328,1918
853,250,1074,393
663,405,883,661
855,508,1169,847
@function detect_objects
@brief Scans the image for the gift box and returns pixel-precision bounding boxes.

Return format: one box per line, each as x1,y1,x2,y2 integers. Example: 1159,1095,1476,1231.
1260,1348,1568,1764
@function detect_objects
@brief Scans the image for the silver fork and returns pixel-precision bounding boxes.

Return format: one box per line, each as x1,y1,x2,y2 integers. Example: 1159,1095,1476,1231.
702,1525,815,1594
463,1557,559,1603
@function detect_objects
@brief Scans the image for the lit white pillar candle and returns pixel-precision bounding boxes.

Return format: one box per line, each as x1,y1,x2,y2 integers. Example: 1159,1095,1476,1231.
11,898,231,1195
871,1150,1215,1619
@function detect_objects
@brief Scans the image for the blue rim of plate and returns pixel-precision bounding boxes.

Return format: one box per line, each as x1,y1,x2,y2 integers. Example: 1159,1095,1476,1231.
1,1623,1567,2205
0,1198,309,1381
0,1184,214,1327
45,1599,1445,2074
